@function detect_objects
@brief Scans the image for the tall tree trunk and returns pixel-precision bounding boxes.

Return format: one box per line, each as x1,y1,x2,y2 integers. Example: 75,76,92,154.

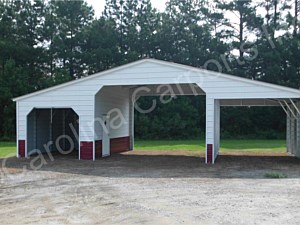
273,0,278,38
70,13,74,79
239,11,244,58
295,0,298,34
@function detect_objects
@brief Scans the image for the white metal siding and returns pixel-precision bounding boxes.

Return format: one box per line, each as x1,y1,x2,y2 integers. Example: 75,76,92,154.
206,96,214,163
17,60,300,143
297,102,300,157
17,81,100,142
60,61,300,99
129,90,134,150
286,106,300,156
214,99,220,160
199,77,300,99
14,59,300,162
95,86,130,140
287,111,291,154
27,110,36,155
134,84,204,96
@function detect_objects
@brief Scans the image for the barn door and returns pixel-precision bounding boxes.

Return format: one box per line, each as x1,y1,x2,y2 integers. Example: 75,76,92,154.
102,114,110,157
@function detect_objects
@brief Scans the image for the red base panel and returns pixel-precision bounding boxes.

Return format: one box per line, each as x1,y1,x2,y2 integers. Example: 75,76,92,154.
111,136,130,153
95,136,130,158
18,140,26,158
207,144,213,164
80,142,93,160
95,140,102,158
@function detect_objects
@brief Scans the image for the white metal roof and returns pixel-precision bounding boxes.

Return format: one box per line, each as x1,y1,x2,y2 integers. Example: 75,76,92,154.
13,58,300,102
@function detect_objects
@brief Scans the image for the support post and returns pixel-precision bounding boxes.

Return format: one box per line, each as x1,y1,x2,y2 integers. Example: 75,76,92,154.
129,90,135,151
214,99,220,159
287,110,292,154
50,108,53,152
297,103,300,157
78,105,95,161
291,108,297,155
205,96,220,164
16,101,19,158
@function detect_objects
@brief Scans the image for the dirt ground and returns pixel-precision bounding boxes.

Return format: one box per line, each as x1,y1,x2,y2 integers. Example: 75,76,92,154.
1,150,300,225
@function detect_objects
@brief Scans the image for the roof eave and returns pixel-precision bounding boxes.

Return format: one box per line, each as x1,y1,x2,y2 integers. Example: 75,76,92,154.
12,58,300,101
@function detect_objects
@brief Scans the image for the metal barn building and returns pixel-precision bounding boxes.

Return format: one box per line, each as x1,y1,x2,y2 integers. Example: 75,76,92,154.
13,59,300,164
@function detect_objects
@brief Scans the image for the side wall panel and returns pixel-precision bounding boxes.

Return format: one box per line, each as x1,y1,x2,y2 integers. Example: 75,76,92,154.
214,99,220,159
35,110,51,154
206,96,215,164
205,97,220,164
16,60,300,162
129,90,134,150
94,137,130,158
287,103,300,158
95,86,130,140
27,110,36,155
17,81,100,149
287,111,291,154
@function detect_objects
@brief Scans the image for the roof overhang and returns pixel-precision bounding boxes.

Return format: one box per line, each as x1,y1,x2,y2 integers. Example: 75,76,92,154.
13,58,300,102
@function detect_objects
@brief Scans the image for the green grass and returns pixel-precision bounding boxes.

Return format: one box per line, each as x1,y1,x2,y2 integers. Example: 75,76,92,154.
135,139,205,151
265,172,288,179
0,142,17,158
0,139,286,159
220,139,286,153
135,139,286,153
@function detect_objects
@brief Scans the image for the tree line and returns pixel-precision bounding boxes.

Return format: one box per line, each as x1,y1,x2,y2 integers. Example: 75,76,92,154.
0,0,299,140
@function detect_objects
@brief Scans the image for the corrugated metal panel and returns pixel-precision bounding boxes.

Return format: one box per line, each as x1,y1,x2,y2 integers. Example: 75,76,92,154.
214,99,220,160
287,112,291,154
35,109,51,154
206,96,215,163
129,90,134,150
26,109,79,156
95,86,129,141
13,59,300,102
297,102,300,157
14,59,300,163
27,110,36,155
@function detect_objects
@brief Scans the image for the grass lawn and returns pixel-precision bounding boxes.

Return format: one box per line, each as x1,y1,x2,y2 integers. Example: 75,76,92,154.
0,139,286,158
0,142,17,158
135,139,286,153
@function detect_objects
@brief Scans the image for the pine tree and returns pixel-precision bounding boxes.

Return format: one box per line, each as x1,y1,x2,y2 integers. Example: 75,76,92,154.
82,17,120,74
46,0,94,79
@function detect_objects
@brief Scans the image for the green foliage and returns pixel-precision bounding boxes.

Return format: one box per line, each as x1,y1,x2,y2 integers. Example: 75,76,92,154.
82,18,121,73
45,0,94,79
220,107,286,139
135,96,205,139
0,59,30,137
265,172,288,179
0,0,299,140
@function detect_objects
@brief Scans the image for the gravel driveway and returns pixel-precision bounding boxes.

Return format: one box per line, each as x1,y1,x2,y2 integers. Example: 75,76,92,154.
1,151,300,225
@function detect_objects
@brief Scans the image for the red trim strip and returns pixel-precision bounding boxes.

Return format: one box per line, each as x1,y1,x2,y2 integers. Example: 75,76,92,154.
207,144,213,164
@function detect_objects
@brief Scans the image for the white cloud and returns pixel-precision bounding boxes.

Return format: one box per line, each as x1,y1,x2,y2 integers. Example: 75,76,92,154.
86,0,168,17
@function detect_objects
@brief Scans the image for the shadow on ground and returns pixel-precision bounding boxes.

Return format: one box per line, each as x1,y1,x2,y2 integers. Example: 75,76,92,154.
1,151,300,179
